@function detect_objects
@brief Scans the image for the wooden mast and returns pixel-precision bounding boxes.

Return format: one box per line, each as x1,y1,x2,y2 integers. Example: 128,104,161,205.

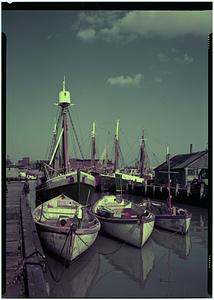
91,121,96,170
58,76,71,174
114,120,120,172
166,146,172,211
138,129,146,177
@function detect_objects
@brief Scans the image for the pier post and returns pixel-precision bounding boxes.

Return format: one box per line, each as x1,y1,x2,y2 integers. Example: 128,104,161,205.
144,180,147,196
187,183,191,197
175,184,179,196
200,183,205,199
152,185,155,195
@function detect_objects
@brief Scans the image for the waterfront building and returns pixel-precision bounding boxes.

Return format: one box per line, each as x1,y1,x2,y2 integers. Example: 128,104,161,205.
154,150,208,187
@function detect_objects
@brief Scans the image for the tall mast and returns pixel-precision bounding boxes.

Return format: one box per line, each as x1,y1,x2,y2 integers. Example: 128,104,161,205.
91,121,96,169
58,76,71,173
114,120,120,171
166,146,172,211
138,129,146,177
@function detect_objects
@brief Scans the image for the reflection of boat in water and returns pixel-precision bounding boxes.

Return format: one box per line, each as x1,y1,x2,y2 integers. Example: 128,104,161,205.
45,243,100,298
95,234,155,288
151,229,192,259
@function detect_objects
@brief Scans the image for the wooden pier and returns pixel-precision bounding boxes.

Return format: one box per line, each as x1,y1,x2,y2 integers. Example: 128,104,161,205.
3,181,48,298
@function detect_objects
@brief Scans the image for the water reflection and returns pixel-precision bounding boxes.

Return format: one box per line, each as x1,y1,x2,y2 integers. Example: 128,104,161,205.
151,229,192,259
45,243,100,298
94,234,155,288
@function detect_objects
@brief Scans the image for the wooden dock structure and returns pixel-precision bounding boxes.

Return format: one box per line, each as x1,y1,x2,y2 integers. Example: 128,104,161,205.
3,181,48,298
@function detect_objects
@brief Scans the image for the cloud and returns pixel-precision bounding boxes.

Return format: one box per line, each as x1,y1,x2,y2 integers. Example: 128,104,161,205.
75,11,212,42
76,28,96,41
157,52,170,62
174,53,194,64
107,73,143,87
154,76,163,83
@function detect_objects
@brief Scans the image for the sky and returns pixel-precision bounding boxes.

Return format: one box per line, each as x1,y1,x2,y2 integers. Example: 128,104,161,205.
2,6,212,168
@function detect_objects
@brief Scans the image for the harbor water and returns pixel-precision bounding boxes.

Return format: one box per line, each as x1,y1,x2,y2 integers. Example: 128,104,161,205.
29,182,209,298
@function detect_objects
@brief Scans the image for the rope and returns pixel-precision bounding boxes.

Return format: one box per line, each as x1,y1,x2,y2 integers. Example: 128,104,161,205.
68,110,84,159
46,226,73,283
75,220,141,256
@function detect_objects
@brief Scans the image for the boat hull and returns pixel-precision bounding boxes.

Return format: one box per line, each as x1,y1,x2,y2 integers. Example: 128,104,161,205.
36,171,95,206
33,194,101,262
36,225,99,262
99,218,154,248
155,215,191,234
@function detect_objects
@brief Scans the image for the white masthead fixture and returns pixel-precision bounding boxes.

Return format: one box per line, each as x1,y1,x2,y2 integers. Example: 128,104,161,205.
115,119,120,141
59,76,71,107
91,121,96,138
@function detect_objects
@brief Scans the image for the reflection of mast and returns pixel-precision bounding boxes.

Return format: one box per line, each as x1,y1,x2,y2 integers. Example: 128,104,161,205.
91,121,96,169
114,120,120,171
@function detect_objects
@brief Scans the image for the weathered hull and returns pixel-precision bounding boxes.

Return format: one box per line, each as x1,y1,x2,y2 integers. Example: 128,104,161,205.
36,171,95,206
99,218,155,248
36,226,99,262
155,215,191,234
100,175,115,191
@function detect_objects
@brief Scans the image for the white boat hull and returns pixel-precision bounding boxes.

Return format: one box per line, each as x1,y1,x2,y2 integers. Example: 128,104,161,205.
37,228,99,261
33,194,100,262
100,219,154,248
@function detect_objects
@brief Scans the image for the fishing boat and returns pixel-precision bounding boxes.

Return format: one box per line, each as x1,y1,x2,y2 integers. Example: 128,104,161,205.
92,194,155,248
36,78,95,206
142,147,192,234
33,193,101,263
100,124,149,192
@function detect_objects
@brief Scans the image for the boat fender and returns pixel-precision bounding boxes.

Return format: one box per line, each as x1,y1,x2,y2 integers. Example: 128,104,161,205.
177,209,185,215
60,219,67,226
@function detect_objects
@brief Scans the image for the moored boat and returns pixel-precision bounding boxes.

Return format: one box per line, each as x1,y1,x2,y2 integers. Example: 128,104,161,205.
36,78,95,206
33,193,101,263
92,195,155,248
141,200,191,234
142,147,192,234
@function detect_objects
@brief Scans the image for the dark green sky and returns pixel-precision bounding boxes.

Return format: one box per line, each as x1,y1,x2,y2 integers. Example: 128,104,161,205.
3,9,212,167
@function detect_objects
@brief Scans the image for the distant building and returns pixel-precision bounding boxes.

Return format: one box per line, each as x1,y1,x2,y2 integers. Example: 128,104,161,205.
17,157,30,168
154,150,208,187
69,158,114,170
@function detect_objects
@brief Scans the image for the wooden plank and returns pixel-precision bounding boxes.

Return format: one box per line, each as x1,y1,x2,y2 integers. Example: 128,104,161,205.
20,194,48,297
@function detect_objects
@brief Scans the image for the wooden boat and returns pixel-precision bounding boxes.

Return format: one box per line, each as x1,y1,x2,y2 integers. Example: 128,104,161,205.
36,78,95,206
92,195,155,248
141,200,191,234
100,125,150,192
33,193,101,263
142,147,192,234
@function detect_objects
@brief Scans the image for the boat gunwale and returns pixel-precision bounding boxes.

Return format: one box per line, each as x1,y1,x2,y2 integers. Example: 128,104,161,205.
36,179,96,192
34,219,100,235
95,214,155,224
